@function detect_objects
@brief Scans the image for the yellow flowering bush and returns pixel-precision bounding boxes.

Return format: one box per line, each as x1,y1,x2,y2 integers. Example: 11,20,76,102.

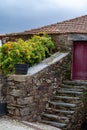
0,34,55,75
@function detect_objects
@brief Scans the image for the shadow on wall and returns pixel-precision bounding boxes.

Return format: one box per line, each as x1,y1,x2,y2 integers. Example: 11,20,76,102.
81,119,87,130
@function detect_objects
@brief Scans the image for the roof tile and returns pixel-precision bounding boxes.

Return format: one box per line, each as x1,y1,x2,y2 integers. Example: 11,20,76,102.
23,15,87,34
1,15,87,38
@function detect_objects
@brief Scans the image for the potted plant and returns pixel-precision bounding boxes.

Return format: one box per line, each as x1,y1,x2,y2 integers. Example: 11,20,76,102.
14,63,29,75
0,100,7,116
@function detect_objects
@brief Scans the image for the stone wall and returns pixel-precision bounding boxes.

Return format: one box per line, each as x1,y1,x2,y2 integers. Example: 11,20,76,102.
2,33,87,54
51,34,73,52
6,53,71,121
2,33,73,52
1,35,32,44
0,74,7,101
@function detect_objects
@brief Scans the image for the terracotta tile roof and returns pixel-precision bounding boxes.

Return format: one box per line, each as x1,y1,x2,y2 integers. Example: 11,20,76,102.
23,15,87,35
1,15,87,38
0,34,6,39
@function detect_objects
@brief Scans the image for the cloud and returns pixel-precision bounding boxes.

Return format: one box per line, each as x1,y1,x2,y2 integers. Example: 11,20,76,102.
0,0,87,34
0,0,87,17
46,0,87,9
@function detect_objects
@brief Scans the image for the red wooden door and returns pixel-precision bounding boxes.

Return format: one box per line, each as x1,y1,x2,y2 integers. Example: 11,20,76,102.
72,41,87,80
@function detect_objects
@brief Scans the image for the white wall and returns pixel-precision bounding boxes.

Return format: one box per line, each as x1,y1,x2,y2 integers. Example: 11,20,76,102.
0,40,2,46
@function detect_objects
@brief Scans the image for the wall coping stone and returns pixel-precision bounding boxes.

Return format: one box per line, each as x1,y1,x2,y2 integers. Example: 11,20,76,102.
27,52,69,76
8,52,69,79
7,75,28,82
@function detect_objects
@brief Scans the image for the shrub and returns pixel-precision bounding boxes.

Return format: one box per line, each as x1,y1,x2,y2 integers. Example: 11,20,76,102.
0,34,55,75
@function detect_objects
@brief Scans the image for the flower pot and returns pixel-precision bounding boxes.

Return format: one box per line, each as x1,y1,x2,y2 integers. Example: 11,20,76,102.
14,64,29,75
0,102,7,116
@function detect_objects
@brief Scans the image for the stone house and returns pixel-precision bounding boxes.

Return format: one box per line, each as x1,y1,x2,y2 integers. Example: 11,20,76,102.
1,15,87,80
1,15,87,130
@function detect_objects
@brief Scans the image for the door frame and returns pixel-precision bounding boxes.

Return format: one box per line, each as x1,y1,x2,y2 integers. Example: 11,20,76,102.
72,40,87,80
68,34,87,80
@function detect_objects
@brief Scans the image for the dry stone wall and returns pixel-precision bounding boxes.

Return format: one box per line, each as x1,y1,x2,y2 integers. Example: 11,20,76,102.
51,34,73,52
2,33,73,52
0,74,7,101
6,53,71,121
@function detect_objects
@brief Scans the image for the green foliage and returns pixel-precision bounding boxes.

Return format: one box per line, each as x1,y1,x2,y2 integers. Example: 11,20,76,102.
82,90,87,112
0,34,55,75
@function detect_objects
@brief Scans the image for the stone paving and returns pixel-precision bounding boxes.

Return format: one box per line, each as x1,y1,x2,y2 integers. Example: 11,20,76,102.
0,117,61,130
0,118,35,130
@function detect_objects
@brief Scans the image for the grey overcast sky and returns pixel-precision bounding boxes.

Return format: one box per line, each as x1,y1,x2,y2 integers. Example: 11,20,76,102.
0,0,87,34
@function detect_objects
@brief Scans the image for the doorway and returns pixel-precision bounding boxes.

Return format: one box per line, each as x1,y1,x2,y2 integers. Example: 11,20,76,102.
72,41,87,80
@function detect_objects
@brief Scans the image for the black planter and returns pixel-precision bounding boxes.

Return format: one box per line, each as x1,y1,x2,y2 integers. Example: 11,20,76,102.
0,102,7,116
14,64,29,75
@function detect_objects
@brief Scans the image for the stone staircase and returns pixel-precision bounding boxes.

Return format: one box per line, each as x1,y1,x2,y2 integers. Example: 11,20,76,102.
40,80,87,130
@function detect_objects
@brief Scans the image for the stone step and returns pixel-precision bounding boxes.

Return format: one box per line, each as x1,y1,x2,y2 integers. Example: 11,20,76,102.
48,101,76,108
59,87,83,92
42,113,69,123
57,90,83,96
61,84,86,90
63,80,87,86
41,120,67,128
53,95,80,103
54,95,80,100
46,108,75,115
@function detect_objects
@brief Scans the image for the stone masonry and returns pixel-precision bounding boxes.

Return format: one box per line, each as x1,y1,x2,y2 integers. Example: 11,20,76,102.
1,33,73,52
6,53,71,121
